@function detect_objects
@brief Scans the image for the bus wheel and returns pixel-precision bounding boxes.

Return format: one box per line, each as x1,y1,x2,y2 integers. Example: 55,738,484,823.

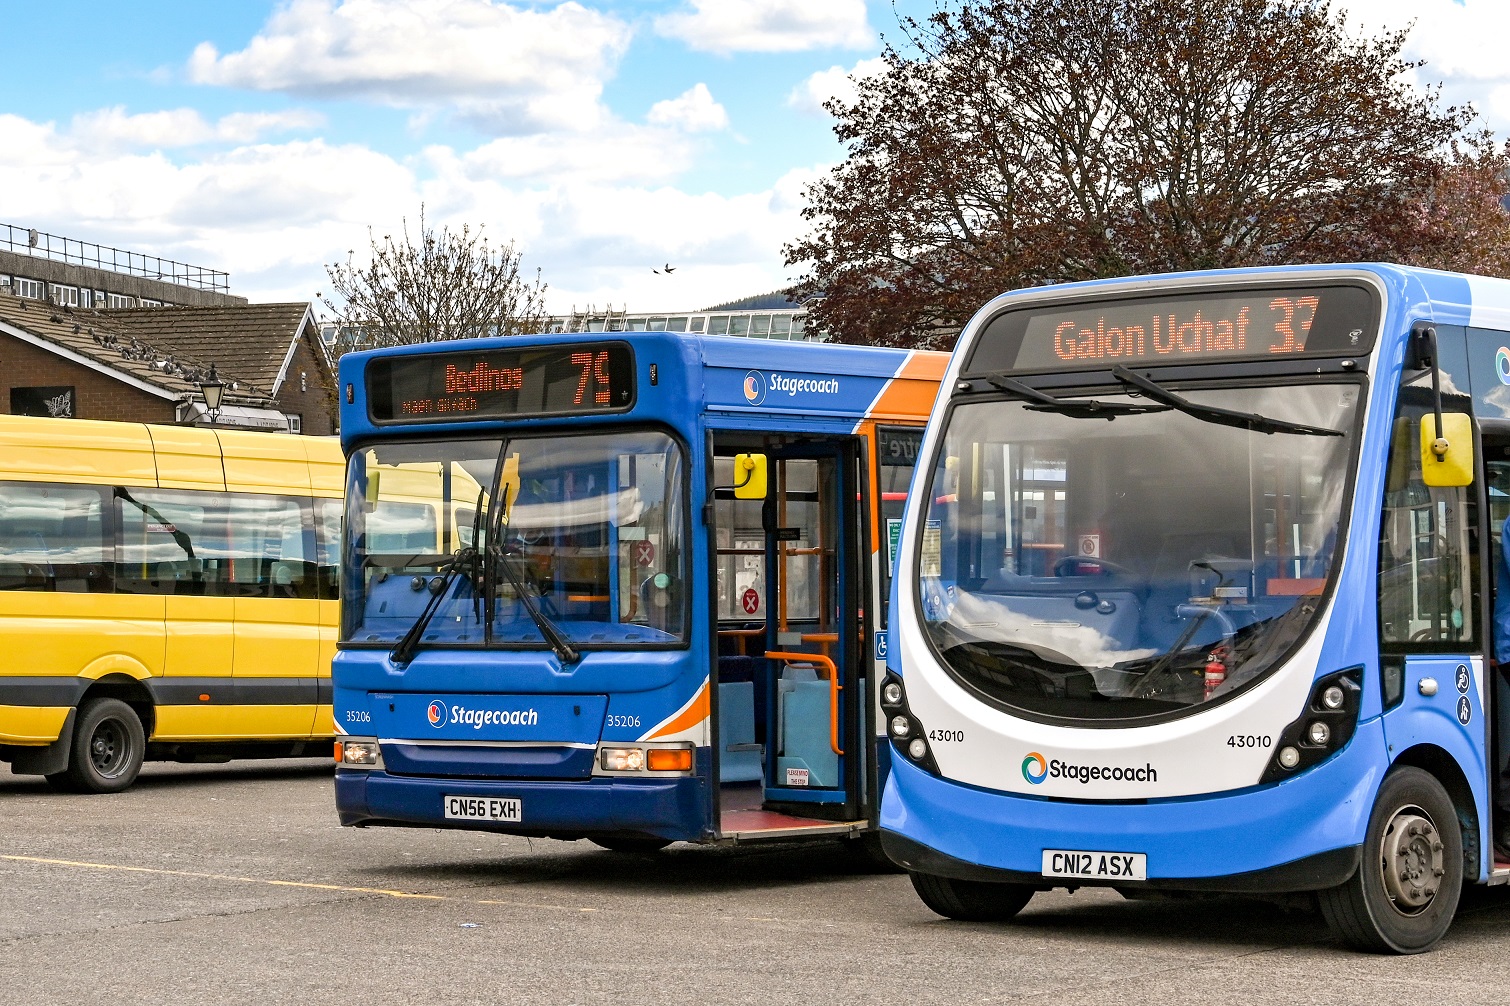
590,836,672,853
59,699,146,794
1318,766,1462,954
909,871,1035,922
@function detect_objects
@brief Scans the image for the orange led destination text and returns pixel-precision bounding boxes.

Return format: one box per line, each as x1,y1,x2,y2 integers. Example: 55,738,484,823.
1051,296,1319,362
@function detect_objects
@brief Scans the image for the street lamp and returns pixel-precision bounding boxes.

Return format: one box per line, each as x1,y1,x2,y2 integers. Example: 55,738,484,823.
200,364,224,426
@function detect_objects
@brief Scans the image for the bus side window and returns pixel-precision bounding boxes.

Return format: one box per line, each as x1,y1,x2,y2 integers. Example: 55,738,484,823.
876,427,922,627
1378,384,1478,651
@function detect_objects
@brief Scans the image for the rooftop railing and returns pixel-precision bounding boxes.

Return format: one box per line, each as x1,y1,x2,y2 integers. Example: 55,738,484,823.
0,223,230,293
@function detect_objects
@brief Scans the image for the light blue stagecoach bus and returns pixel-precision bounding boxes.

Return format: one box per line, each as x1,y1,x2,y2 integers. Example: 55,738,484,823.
881,264,1510,952
331,331,945,857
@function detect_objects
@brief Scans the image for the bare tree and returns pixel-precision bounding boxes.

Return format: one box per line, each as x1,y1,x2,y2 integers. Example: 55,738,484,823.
323,206,550,357
785,0,1510,349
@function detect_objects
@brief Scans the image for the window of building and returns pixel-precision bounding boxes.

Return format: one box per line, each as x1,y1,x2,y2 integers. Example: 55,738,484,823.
107,293,136,309
0,275,10,292
286,414,302,434
49,284,79,307
140,298,162,307
14,277,42,300
10,386,75,418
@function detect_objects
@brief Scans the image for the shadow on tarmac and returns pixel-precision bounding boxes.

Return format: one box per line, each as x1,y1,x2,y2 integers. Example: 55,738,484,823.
0,758,334,793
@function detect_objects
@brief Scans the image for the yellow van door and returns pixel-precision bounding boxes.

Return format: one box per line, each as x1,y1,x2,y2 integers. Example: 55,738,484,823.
229,493,321,738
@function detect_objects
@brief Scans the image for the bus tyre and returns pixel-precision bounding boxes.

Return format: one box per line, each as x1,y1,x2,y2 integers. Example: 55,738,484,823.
1318,766,1462,954
590,836,672,853
909,871,1035,922
59,699,146,794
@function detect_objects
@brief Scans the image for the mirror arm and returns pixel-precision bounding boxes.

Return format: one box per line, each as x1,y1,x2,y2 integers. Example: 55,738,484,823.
1412,323,1450,462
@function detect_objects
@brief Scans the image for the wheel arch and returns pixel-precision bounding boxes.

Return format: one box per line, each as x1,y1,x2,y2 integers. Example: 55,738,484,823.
1390,743,1483,882
79,674,157,740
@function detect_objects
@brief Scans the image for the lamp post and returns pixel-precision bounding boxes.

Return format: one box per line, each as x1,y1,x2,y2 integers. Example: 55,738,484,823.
200,364,224,426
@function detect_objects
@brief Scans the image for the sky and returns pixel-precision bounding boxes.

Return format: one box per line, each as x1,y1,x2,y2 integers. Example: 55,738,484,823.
0,0,1507,315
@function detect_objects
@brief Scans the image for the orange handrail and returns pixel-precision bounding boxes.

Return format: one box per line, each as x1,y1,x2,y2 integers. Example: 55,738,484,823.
763,651,842,756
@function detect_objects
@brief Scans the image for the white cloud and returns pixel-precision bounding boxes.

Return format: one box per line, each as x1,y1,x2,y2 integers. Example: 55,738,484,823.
647,83,729,132
68,106,323,151
0,110,811,311
787,57,888,115
655,0,872,54
187,0,631,133
1342,0,1510,133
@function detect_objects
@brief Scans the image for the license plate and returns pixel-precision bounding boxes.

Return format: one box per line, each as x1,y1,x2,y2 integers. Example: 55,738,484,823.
444,795,522,823
1042,849,1146,881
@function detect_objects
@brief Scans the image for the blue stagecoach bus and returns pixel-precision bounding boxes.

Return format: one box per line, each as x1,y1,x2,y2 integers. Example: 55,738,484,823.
881,263,1510,952
332,331,944,856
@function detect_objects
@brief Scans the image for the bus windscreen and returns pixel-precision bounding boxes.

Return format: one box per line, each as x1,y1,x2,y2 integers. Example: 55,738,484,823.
967,284,1377,374
367,343,635,422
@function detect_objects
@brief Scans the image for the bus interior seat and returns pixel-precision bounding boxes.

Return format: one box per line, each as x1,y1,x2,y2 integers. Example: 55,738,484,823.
776,666,838,788
716,681,764,783
717,655,766,744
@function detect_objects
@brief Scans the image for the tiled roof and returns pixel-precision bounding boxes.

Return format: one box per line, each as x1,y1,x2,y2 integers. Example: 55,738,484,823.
98,302,312,399
0,295,312,402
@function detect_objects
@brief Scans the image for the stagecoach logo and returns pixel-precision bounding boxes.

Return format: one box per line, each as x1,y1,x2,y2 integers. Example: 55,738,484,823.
427,700,448,728
1496,347,1510,386
743,370,766,405
743,370,842,406
1023,752,1160,785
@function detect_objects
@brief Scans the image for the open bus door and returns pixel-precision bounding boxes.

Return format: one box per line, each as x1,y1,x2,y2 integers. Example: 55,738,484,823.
711,438,869,840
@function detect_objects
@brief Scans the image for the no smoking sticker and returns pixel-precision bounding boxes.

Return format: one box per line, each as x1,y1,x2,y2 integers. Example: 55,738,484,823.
632,540,656,567
741,588,760,614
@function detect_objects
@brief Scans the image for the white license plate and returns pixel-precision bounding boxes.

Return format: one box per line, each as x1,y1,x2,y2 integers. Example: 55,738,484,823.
444,795,522,823
1042,849,1146,881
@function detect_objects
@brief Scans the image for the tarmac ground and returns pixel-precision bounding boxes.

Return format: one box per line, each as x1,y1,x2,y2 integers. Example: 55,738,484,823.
4,759,1510,1005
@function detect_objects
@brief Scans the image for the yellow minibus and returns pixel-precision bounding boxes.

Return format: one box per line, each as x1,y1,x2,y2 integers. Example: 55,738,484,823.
0,415,343,792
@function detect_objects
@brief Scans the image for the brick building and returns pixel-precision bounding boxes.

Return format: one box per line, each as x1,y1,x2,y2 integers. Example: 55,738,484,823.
0,295,337,434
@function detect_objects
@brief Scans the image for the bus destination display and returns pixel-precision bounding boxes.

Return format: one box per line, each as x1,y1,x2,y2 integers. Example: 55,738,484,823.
973,285,1376,373
367,343,635,422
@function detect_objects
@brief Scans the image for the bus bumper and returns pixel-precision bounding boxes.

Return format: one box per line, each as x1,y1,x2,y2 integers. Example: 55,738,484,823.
880,718,1388,893
335,769,710,843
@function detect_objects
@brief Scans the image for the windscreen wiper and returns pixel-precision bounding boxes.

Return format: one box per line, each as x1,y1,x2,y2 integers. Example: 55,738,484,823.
391,487,488,667
1111,366,1342,438
389,545,479,667
967,372,1170,419
488,467,581,666
490,546,581,665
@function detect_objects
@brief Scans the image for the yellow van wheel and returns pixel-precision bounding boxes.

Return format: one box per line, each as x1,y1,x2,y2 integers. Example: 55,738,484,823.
53,698,146,794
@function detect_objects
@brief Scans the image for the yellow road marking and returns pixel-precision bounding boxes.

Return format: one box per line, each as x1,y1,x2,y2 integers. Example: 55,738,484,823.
0,854,809,923
0,855,445,900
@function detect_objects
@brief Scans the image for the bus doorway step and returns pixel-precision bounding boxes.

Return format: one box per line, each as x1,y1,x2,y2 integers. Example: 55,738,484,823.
723,809,864,841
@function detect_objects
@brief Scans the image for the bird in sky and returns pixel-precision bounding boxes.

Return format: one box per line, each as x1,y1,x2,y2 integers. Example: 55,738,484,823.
652,263,677,274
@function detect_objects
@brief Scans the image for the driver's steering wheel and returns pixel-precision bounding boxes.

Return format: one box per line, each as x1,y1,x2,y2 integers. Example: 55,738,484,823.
1052,554,1131,577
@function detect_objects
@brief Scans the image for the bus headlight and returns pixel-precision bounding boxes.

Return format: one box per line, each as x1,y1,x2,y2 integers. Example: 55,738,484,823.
878,672,941,775
1260,668,1361,782
600,747,645,772
594,743,695,776
338,738,383,769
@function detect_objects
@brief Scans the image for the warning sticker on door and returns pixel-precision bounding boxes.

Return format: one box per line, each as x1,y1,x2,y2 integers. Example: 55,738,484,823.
785,767,810,787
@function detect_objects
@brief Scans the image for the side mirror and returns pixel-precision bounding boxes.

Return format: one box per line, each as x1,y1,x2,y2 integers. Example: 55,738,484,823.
363,469,382,513
733,453,768,500
1420,413,1474,488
